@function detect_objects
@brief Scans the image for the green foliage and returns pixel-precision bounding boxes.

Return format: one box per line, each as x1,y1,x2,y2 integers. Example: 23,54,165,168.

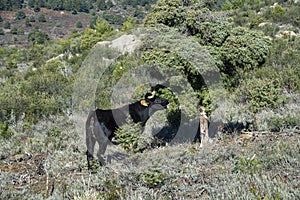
45,126,67,150
0,59,72,123
80,19,114,52
94,19,114,35
141,49,200,124
196,22,230,47
4,21,11,29
141,168,167,188
102,11,123,25
15,10,26,20
258,23,279,37
28,29,50,44
29,15,36,22
122,16,137,32
10,27,18,34
222,0,233,11
145,0,187,27
220,27,271,88
76,21,83,28
233,156,264,175
267,117,300,132
98,179,125,200
0,0,24,10
222,27,271,72
238,77,284,113
37,13,46,22
271,5,286,22
25,18,31,27
0,121,14,139
262,37,300,93
114,119,143,152
157,87,181,127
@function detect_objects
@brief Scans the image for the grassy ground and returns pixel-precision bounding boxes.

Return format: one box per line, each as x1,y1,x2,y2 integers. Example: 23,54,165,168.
0,117,299,199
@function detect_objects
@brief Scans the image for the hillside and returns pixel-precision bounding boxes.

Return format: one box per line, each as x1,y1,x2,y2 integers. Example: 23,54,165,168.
1,0,300,199
0,0,155,47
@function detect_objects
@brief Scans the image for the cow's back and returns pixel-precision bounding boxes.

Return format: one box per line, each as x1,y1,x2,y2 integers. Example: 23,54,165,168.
95,108,127,136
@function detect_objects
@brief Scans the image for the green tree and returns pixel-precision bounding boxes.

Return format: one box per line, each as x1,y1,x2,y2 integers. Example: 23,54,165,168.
222,0,233,11
15,10,26,20
145,0,187,27
10,27,18,34
97,0,106,10
94,19,114,35
28,0,35,8
271,5,286,22
220,27,272,88
122,16,137,32
25,18,31,27
17,27,24,35
38,13,46,22
28,30,50,44
80,20,114,51
29,15,36,22
76,21,83,28
4,21,11,29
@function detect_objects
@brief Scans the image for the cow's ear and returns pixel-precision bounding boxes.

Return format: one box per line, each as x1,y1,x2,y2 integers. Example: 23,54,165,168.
140,99,149,107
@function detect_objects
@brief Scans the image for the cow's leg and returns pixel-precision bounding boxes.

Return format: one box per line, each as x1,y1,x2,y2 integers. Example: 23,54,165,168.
97,139,108,166
94,123,109,166
86,115,96,170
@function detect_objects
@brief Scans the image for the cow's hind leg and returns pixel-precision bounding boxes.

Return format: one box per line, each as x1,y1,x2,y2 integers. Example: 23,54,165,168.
95,122,109,166
96,139,108,166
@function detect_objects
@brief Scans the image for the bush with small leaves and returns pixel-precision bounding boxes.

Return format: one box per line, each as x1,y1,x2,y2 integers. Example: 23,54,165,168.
141,168,167,188
4,21,11,29
0,121,14,140
237,76,284,113
15,10,26,21
76,21,83,28
220,27,272,88
268,117,300,132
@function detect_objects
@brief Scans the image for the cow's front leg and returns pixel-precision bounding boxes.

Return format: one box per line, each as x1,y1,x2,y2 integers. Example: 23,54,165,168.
86,117,96,170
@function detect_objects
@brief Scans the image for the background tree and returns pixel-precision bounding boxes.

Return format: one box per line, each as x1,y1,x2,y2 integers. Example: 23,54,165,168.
4,21,11,29
28,29,50,44
38,13,46,22
76,21,83,28
15,10,26,20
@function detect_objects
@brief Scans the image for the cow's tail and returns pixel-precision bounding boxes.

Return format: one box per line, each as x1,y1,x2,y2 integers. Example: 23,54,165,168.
86,111,96,170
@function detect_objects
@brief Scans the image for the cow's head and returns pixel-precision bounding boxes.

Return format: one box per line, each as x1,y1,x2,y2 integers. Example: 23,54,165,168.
140,91,169,110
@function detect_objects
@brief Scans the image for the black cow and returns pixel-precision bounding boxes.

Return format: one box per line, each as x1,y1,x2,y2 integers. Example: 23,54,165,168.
86,91,169,169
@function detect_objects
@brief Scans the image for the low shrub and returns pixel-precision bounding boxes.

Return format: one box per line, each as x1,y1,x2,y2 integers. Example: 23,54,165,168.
268,116,300,132
237,77,284,113
0,121,14,139
140,168,167,188
114,120,143,152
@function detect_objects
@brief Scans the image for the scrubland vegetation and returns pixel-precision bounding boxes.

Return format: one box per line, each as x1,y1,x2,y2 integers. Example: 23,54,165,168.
0,0,299,199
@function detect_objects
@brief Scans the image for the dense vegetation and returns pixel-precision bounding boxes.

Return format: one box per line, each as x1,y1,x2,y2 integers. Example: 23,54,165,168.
0,0,299,199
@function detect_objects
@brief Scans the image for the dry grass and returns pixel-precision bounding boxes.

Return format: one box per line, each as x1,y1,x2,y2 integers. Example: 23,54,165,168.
0,115,299,199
